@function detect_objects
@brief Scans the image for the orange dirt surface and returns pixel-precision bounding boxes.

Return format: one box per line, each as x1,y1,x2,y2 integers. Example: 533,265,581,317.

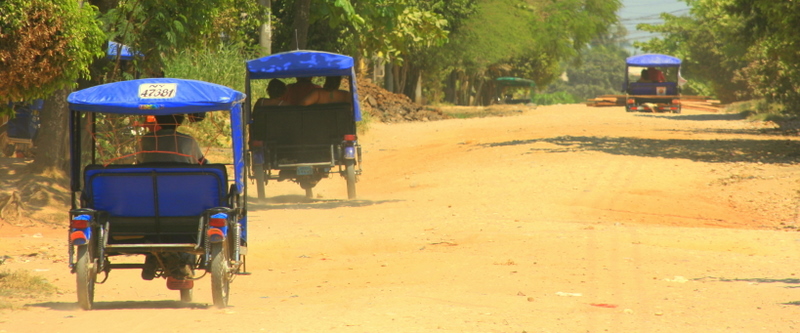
3,103,800,332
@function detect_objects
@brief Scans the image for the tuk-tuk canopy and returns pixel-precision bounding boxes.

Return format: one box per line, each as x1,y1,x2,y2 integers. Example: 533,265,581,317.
68,78,246,115
626,54,682,67
107,41,142,61
496,77,536,87
246,51,355,79
67,78,248,199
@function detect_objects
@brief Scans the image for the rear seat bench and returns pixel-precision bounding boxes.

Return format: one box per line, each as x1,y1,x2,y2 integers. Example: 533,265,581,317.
249,103,356,165
82,163,229,244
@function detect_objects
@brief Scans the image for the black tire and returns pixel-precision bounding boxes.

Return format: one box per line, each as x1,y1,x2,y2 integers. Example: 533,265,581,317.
210,242,229,308
75,245,96,310
180,288,193,302
253,163,266,200
345,160,357,200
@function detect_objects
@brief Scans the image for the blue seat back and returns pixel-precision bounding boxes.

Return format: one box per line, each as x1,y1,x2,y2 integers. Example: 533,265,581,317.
84,164,228,217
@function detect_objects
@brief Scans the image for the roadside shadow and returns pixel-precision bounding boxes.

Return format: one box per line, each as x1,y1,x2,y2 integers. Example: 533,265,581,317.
247,195,401,211
693,276,800,306
28,300,210,311
480,135,800,164
636,113,746,122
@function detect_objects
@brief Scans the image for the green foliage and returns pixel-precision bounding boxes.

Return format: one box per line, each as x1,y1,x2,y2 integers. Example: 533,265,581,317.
532,91,579,106
560,44,630,101
0,0,104,108
162,44,253,148
725,1,800,112
634,0,750,103
164,44,252,93
431,0,621,105
100,0,238,76
0,269,57,309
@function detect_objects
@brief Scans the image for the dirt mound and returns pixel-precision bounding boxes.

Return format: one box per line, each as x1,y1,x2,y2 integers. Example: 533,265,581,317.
0,158,70,229
356,79,450,123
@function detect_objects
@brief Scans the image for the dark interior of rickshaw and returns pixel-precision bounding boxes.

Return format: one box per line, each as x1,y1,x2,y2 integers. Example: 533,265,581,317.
628,82,678,96
82,163,229,244
250,102,355,164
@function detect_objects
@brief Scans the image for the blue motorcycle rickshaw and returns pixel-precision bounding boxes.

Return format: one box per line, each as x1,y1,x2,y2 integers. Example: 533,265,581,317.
245,51,363,200
66,78,249,309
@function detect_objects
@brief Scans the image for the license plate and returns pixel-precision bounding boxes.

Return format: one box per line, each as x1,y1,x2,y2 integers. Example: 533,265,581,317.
297,166,313,175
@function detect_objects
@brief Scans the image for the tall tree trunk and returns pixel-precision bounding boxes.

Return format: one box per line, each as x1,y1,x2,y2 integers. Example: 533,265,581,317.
258,0,272,56
384,62,394,93
291,0,311,50
31,88,70,173
414,70,423,104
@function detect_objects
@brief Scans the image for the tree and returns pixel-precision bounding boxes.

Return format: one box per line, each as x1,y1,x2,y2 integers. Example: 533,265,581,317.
0,0,105,171
724,1,800,110
634,0,751,103
435,0,622,105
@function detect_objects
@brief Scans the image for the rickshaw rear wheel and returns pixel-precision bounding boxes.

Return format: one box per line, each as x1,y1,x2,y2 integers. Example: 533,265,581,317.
75,245,96,310
180,288,193,302
299,178,316,199
345,160,357,200
253,163,266,200
210,242,230,308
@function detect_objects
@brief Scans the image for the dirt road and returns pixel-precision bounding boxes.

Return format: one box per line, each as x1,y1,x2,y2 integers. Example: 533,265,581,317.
3,103,800,332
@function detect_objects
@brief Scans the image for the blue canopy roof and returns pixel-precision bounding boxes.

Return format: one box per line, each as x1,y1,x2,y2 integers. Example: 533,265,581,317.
246,51,355,79
107,41,142,61
68,78,246,115
626,54,681,67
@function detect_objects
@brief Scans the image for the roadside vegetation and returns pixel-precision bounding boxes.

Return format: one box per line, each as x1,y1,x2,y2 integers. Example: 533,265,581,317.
2,0,800,170
0,269,58,310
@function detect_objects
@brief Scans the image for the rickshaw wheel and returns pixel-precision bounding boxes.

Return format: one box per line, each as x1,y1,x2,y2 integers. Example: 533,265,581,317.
299,178,315,199
253,163,266,200
210,242,230,308
75,245,96,310
180,288,193,302
345,160,357,200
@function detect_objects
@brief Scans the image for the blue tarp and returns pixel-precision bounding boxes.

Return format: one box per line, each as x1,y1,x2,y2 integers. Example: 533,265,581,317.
68,78,247,217
107,41,142,61
245,50,361,121
246,51,355,79
626,54,682,67
68,78,245,115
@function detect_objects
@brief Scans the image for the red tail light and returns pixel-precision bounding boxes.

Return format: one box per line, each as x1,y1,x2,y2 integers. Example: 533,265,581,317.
343,134,357,141
209,217,226,227
627,99,635,104
70,218,89,229
671,99,681,104
146,115,156,123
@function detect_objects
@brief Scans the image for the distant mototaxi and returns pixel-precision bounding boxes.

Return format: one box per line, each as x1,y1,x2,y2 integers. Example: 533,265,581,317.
623,53,683,113
245,50,363,200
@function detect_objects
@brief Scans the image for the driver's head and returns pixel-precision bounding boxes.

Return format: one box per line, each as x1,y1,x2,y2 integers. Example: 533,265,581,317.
155,114,184,130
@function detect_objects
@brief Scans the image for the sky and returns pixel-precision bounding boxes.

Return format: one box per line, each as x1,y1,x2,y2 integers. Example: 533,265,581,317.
618,0,691,52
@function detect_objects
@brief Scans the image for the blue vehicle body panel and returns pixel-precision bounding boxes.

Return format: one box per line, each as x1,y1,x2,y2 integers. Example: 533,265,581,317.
84,165,227,217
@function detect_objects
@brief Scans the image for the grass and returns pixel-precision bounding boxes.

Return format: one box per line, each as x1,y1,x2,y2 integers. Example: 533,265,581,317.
0,269,57,309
